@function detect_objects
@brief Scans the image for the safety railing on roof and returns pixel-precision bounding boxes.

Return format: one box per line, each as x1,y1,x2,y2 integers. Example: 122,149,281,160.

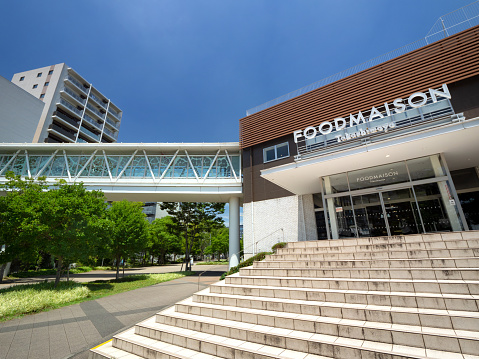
246,1,479,116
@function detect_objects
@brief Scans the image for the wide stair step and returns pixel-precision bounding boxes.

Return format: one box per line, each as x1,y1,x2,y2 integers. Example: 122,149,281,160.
90,231,479,359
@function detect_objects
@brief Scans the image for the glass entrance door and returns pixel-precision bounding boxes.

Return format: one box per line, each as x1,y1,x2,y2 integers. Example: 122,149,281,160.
352,193,388,237
381,188,421,235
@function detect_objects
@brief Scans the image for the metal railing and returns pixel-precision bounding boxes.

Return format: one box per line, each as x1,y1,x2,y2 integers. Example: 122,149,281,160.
246,1,479,116
63,86,85,105
66,75,89,94
89,92,107,109
86,102,106,120
59,98,83,117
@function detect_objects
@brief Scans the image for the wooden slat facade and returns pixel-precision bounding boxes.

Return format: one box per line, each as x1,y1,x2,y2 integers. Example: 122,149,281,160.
239,25,479,149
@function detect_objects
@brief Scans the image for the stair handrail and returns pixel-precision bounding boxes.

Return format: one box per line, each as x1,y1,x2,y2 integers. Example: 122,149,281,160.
253,228,284,256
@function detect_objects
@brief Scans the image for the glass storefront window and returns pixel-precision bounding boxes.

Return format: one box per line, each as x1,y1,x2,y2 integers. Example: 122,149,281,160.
324,173,348,194
406,156,437,181
348,161,409,190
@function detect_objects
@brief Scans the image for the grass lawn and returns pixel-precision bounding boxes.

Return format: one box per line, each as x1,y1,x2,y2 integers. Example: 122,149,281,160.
7,266,113,279
195,260,229,265
0,272,192,322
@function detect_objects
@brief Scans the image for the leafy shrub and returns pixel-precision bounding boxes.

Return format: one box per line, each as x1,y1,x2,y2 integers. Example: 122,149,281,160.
220,252,271,280
271,242,287,253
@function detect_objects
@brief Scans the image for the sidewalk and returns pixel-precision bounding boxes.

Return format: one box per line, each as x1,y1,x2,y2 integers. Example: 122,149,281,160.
0,265,227,359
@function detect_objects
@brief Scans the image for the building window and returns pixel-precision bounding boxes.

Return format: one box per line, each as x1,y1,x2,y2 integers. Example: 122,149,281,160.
37,72,42,77
44,82,49,86
263,142,290,163
40,94,45,99
32,84,38,89
48,70,53,75
19,76,25,81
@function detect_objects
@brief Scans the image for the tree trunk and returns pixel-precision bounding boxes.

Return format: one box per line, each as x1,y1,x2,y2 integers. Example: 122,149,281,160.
0,262,7,284
55,256,63,287
115,255,120,280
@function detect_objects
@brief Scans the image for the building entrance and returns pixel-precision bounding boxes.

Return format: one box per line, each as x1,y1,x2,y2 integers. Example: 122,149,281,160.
321,155,468,239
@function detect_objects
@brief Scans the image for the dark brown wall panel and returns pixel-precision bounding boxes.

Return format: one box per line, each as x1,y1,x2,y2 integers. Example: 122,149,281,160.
240,25,479,148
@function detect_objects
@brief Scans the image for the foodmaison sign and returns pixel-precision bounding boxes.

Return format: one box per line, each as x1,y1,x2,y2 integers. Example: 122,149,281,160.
293,84,452,143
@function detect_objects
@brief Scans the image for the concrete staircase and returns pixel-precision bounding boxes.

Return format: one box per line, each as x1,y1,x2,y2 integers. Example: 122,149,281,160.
90,231,479,359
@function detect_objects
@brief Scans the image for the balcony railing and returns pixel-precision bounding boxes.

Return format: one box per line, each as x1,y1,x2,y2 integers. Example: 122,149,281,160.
48,123,76,141
82,113,103,131
89,92,107,109
52,111,79,129
86,102,106,120
59,98,83,117
105,116,120,129
103,127,118,139
77,137,88,143
66,75,89,95
108,108,121,120
80,126,100,141
62,86,85,105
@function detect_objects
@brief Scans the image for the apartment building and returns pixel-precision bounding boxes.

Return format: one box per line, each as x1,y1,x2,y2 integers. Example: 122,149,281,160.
11,63,122,144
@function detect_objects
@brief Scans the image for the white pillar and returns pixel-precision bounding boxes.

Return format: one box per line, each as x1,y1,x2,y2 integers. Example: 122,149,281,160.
229,197,240,269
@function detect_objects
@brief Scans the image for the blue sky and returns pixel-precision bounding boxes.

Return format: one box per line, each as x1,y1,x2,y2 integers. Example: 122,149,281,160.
0,0,474,145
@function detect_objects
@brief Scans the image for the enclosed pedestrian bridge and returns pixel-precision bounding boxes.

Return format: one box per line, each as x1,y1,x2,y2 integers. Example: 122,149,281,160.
0,142,242,203
0,142,243,267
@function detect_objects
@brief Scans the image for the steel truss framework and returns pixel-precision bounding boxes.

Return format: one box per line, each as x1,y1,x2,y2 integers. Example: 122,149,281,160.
0,148,241,184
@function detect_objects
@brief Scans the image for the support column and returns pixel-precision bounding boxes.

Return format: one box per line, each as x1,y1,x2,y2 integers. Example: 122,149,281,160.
229,197,240,269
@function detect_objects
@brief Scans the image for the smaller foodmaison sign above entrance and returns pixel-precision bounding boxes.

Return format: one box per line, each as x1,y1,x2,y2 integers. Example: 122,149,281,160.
293,84,452,144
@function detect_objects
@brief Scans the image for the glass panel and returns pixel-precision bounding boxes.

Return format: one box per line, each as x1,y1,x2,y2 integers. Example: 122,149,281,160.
50,156,66,177
159,156,173,177
189,156,202,178
33,156,51,176
414,182,454,232
458,191,479,230
230,155,240,177
333,195,356,238
276,143,289,159
67,156,80,176
352,193,388,237
116,156,131,177
13,156,26,176
264,147,275,162
202,156,213,177
28,156,42,176
407,156,438,181
348,161,409,191
76,156,92,177
42,157,56,177
382,188,421,235
315,211,328,240
106,156,119,177
90,156,106,177
148,156,161,177
131,156,147,177
172,157,188,178
208,157,217,178
216,156,231,178
324,173,349,194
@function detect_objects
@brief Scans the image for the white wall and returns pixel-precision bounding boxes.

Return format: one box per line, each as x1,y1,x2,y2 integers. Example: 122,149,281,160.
0,76,44,143
243,194,318,258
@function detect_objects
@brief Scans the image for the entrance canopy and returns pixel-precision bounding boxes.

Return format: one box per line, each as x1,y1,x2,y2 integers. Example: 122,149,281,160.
0,142,243,203
261,114,479,195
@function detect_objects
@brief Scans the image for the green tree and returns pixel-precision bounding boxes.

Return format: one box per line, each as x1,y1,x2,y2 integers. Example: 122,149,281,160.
207,226,229,259
106,200,149,279
40,181,108,287
148,216,180,264
0,173,47,282
159,202,225,271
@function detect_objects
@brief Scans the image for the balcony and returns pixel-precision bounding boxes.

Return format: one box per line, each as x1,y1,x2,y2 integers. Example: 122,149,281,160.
86,101,106,120
52,111,79,130
89,92,107,109
105,116,120,129
62,86,85,106
48,123,76,142
103,127,118,140
108,108,121,120
77,137,88,143
80,126,101,142
66,75,89,95
82,113,103,131
58,98,83,117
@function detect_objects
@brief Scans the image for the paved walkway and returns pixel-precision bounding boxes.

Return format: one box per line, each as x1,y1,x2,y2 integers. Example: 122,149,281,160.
0,265,227,359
